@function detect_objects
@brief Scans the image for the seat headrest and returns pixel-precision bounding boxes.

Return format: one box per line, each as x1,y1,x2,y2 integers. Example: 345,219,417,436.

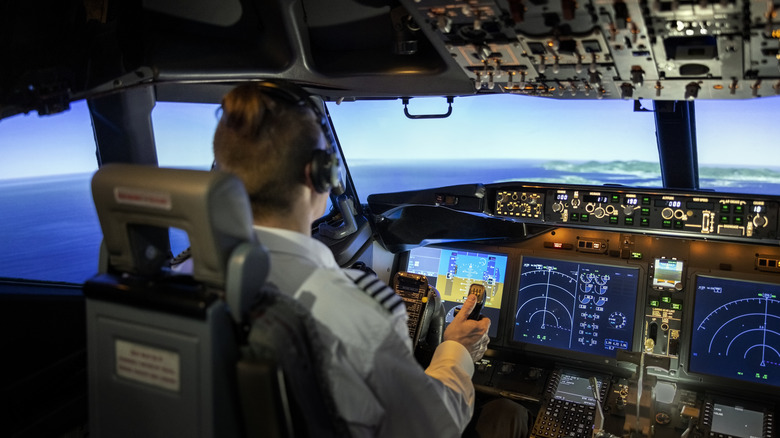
91,163,256,289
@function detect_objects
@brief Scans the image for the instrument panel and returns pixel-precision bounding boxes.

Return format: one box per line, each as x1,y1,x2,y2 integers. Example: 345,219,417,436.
407,0,780,101
393,211,780,437
491,184,779,244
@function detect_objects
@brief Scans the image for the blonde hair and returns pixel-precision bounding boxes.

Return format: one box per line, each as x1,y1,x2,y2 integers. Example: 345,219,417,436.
213,82,322,219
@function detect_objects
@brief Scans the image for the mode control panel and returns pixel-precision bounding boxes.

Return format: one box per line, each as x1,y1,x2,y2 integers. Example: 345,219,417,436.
489,183,779,244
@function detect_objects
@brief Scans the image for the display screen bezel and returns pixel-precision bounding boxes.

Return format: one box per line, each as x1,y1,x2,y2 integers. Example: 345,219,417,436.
651,257,685,290
402,245,511,339
688,273,780,389
508,253,644,363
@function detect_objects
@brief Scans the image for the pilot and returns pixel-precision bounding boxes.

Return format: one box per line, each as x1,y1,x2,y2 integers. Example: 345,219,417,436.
212,81,528,437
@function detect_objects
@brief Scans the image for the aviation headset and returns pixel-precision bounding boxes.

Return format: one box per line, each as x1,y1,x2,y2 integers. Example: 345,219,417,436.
253,80,344,195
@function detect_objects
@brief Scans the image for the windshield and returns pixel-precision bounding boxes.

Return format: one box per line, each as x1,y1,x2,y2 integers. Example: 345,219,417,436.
328,95,779,199
328,95,660,198
695,98,780,196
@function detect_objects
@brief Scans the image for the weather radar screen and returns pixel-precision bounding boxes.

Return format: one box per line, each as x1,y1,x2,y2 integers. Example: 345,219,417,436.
690,275,780,387
513,256,639,357
405,246,508,337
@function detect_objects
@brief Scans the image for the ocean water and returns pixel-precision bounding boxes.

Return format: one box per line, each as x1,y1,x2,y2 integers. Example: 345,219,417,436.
1,160,778,285
0,174,101,284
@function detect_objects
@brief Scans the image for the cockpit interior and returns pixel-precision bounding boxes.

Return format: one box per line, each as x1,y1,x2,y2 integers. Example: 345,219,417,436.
1,0,779,437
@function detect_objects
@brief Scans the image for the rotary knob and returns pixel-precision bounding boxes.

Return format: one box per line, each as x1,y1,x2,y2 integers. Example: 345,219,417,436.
594,206,606,218
754,215,768,227
552,202,564,213
661,208,674,220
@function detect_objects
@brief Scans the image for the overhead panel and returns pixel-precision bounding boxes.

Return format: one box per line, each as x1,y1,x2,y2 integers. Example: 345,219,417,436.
404,0,780,99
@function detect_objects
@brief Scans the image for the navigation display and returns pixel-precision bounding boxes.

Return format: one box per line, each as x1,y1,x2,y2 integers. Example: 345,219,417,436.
513,256,639,357
406,246,508,338
690,275,780,387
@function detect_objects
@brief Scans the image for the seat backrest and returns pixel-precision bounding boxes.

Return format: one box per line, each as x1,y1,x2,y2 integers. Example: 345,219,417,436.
85,163,269,438
239,287,350,438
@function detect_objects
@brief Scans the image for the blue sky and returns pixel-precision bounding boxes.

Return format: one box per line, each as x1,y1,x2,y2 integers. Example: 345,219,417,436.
0,94,778,181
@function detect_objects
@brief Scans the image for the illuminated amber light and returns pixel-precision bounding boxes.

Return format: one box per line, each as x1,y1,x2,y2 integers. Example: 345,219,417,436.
772,29,780,38
713,84,724,90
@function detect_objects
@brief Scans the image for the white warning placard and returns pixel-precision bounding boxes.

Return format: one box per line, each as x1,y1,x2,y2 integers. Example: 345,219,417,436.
115,339,181,392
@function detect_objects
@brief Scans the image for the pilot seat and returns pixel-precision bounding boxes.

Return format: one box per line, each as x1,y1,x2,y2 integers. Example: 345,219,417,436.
84,163,346,437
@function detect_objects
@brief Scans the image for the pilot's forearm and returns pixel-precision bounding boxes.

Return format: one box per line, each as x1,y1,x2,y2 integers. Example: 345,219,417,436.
363,333,474,437
424,340,476,426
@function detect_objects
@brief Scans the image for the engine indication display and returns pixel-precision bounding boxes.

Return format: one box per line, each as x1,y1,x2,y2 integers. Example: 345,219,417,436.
513,256,639,357
690,275,780,387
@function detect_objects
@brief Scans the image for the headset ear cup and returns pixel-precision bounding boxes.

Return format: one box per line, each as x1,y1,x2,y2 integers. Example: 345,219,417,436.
310,149,336,193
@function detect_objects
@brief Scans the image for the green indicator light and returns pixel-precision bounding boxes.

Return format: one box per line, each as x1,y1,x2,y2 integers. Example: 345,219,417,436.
738,372,744,376
650,300,660,307
672,303,682,310
662,296,671,303
611,195,620,203
631,252,642,259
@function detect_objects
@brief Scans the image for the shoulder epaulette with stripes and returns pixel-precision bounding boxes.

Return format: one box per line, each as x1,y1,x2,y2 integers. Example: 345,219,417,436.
348,270,406,316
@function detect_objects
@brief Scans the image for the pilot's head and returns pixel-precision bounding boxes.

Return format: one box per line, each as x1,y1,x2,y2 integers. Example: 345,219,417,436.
213,81,331,223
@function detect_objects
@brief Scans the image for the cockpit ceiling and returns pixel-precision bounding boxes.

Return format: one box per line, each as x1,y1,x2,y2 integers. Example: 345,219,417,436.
2,0,780,118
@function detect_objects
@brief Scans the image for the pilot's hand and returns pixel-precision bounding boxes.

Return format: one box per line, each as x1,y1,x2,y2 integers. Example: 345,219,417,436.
443,294,491,362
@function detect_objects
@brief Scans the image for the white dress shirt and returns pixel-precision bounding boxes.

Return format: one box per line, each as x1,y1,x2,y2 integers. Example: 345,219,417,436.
253,225,475,438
